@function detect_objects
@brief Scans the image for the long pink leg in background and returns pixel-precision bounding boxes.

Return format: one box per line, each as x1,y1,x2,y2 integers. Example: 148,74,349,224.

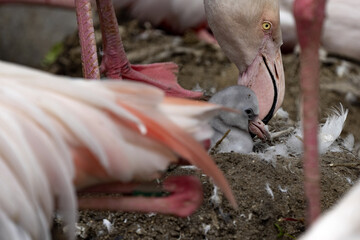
95,0,203,99
294,0,327,225
75,0,100,79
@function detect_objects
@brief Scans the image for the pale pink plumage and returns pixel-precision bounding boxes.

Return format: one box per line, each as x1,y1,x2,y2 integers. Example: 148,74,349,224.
0,60,235,239
281,0,360,61
300,180,360,240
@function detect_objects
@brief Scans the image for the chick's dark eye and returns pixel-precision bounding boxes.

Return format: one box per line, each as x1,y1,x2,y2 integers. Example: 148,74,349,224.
245,108,254,116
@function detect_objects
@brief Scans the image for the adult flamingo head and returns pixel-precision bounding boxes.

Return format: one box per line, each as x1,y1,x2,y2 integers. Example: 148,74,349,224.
204,0,285,123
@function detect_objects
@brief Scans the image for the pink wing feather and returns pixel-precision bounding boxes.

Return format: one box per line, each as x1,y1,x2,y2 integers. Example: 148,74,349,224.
0,61,235,239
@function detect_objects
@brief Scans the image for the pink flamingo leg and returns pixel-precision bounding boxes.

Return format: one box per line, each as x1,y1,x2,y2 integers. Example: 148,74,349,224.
75,0,100,79
294,0,327,225
78,176,203,217
95,0,203,99
196,28,218,45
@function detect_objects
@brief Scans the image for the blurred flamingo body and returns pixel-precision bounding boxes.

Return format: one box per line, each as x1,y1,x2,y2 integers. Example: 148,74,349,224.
300,180,360,240
281,0,360,61
0,60,235,239
113,0,206,34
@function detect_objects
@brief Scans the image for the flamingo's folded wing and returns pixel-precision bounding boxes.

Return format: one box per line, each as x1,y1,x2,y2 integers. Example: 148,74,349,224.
0,61,236,239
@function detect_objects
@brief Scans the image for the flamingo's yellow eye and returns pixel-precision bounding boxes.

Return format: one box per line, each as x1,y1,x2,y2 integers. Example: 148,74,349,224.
262,21,272,30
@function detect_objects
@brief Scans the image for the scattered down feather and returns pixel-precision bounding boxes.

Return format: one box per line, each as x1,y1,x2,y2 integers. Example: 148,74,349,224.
280,0,360,61
257,105,349,163
0,61,235,240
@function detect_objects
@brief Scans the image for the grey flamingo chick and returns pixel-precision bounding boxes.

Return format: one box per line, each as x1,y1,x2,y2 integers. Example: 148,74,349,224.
209,86,270,153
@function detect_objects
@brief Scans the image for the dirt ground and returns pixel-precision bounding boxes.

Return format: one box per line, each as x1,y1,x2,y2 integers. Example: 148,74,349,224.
48,17,360,240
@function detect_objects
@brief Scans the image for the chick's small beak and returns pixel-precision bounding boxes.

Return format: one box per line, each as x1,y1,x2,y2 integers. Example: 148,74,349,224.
248,116,271,141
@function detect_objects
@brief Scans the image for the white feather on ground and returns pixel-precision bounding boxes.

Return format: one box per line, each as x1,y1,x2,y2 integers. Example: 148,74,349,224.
343,134,355,152
319,105,349,153
256,105,349,163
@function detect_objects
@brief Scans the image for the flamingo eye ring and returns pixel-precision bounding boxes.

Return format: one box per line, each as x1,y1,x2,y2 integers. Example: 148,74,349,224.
262,21,272,31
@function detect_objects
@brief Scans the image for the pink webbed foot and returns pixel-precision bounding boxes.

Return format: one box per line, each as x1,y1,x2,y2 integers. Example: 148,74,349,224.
120,62,203,99
78,176,203,217
96,0,203,99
